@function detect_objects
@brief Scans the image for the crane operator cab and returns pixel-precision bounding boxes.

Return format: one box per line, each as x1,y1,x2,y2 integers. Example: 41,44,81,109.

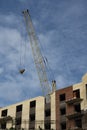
19,69,25,74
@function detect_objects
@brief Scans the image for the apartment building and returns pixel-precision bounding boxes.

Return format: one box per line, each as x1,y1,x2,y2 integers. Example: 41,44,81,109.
56,73,87,130
0,73,87,130
0,93,56,130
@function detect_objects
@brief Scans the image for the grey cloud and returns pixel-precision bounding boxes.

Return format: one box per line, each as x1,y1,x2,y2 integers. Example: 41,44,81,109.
0,0,87,106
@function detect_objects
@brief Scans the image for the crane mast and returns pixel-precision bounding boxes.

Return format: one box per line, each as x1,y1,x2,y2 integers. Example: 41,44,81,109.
22,9,51,99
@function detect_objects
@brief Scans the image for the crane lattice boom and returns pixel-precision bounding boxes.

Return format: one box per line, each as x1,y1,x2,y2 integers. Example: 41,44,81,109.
22,9,51,97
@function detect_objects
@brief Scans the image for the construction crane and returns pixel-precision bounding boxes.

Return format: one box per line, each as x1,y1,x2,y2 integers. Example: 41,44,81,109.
22,9,55,102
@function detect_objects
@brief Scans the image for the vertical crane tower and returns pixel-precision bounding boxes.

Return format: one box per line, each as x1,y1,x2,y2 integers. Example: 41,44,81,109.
22,9,52,101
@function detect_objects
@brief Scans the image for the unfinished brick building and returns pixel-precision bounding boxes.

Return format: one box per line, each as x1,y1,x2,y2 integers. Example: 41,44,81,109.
56,73,87,130
0,73,87,130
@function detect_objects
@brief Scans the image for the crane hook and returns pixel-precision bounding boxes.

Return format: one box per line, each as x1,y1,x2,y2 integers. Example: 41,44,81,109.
19,69,25,74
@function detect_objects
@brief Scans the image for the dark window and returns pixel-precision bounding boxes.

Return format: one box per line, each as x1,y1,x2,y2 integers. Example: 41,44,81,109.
16,104,22,112
73,89,80,98
60,107,66,115
45,123,51,130
1,109,8,117
59,94,65,101
74,104,81,112
16,117,21,125
61,122,66,130
45,109,51,117
30,100,36,108
75,119,82,128
86,84,87,99
30,114,35,121
1,123,6,129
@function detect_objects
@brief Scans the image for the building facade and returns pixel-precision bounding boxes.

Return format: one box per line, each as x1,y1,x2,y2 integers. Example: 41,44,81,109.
0,94,56,130
56,73,87,130
0,73,87,130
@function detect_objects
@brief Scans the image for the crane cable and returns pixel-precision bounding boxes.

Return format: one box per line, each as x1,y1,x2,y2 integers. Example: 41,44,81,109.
19,38,26,74
37,34,55,83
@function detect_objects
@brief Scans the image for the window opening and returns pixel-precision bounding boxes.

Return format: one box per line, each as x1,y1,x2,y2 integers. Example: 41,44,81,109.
60,107,66,115
16,104,22,112
61,122,66,130
45,123,51,130
16,117,21,125
30,100,36,108
59,94,66,102
74,104,81,112
75,119,82,128
1,109,8,117
73,89,80,98
45,109,51,117
1,123,6,129
30,114,35,121
86,84,87,99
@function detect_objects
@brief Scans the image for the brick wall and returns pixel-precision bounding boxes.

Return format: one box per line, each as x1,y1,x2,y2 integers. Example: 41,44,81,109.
55,86,74,130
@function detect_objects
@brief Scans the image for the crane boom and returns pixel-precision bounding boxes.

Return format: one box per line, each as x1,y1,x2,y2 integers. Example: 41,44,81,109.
22,9,51,97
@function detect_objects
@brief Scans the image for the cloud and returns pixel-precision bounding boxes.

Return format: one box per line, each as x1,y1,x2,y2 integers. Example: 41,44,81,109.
0,13,41,106
0,0,87,106
0,14,19,25
0,67,4,74
19,0,27,3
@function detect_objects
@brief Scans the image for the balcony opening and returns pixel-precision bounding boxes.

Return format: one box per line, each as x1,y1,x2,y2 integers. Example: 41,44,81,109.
61,122,66,130
73,89,80,98
16,104,22,112
60,107,66,115
1,123,6,129
30,100,36,108
45,109,51,117
74,104,81,112
75,119,82,128
60,94,66,102
1,109,8,117
30,114,35,121
16,117,21,125
45,123,51,130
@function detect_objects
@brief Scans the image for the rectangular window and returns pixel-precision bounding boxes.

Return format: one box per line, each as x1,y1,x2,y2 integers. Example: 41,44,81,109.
30,114,35,121
75,119,82,128
73,89,80,98
60,107,66,115
59,94,66,102
74,104,81,112
16,104,22,112
61,122,66,130
16,117,21,125
86,84,87,99
45,123,51,130
30,100,36,108
1,123,6,129
1,109,8,117
45,109,51,117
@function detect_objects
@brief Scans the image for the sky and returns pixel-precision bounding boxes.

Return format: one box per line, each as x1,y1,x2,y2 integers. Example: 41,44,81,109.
0,0,87,107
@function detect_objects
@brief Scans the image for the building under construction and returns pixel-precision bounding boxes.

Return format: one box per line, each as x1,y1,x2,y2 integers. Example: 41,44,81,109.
0,73,87,130
0,9,87,130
